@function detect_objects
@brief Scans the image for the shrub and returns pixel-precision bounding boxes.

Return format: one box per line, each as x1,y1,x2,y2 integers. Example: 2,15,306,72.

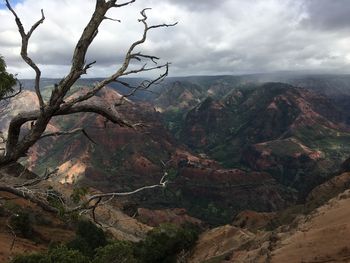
67,236,92,258
135,223,199,263
10,211,33,238
92,241,137,263
11,246,89,263
46,246,90,263
67,220,107,257
76,220,107,250
11,253,46,263
11,222,199,263
71,187,88,204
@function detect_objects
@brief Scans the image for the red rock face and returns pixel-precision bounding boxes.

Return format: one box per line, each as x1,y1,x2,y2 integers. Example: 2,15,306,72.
0,87,303,224
179,83,350,201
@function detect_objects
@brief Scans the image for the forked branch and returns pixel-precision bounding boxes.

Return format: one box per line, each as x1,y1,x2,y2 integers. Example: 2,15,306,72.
69,173,169,216
63,8,176,108
5,0,45,110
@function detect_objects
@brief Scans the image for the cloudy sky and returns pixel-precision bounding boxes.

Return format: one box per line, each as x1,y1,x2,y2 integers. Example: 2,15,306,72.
1,0,350,78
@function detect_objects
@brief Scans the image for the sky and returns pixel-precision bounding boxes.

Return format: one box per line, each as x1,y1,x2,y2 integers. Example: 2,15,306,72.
1,0,350,78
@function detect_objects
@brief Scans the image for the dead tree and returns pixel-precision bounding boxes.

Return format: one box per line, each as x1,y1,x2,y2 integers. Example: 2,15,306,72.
0,0,176,217
0,0,176,165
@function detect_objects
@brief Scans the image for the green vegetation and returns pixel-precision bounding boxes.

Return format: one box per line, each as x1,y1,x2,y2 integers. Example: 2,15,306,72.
0,55,16,99
11,222,199,263
135,223,199,263
92,241,137,263
67,220,107,257
71,187,89,204
161,109,186,139
10,211,33,238
11,246,90,263
75,220,107,251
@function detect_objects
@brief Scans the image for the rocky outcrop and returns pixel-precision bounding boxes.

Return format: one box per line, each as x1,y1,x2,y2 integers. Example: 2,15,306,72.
307,172,350,204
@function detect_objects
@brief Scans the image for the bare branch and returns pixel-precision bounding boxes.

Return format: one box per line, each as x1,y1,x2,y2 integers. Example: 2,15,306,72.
69,173,169,214
103,16,121,22
62,8,176,109
58,99,133,127
111,0,136,8
5,0,45,110
13,168,58,188
120,63,169,77
131,52,160,64
27,9,45,38
81,61,97,75
0,184,59,213
1,0,176,188
148,22,178,30
6,99,132,140
39,128,97,144
91,197,102,226
115,63,169,105
39,128,84,140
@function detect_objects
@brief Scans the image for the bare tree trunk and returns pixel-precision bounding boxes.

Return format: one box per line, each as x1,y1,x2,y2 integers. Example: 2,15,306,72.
0,0,176,219
0,0,176,165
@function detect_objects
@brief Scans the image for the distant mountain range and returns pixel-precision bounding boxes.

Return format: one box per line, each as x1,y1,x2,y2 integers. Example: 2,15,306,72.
3,73,350,225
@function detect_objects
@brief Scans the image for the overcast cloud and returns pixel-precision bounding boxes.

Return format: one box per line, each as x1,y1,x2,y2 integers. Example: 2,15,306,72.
1,0,350,78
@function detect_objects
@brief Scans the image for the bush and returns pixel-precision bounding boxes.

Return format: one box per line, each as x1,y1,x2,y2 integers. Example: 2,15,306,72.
11,246,89,263
67,236,92,258
46,246,90,263
76,220,107,250
0,55,16,98
11,222,199,263
71,187,88,204
67,220,107,257
92,241,137,263
11,253,46,263
135,223,199,263
10,211,33,238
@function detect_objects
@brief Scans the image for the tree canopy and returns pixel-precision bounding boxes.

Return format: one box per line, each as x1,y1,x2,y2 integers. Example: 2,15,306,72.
0,55,16,99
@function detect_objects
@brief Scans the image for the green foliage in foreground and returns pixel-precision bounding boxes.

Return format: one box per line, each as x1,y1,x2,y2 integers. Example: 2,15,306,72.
0,55,16,99
92,241,137,263
11,222,199,263
11,246,89,263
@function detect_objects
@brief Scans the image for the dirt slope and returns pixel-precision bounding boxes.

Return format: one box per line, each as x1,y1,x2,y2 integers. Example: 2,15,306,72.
267,189,350,263
190,188,350,263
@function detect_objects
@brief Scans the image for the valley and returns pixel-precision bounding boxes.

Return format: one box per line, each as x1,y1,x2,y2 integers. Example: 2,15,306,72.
1,74,350,262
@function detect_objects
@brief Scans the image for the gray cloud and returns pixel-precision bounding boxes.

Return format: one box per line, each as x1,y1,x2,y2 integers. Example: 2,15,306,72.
303,0,350,31
159,0,225,11
0,0,350,78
